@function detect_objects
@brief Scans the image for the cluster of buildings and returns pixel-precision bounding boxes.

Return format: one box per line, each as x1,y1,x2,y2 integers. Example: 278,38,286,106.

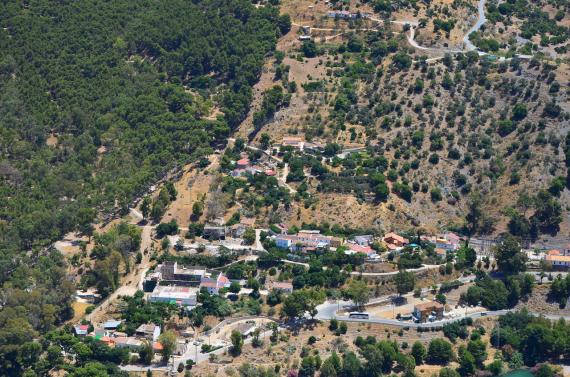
430,233,462,255
272,229,464,262
382,231,462,258
144,261,231,308
544,248,570,268
230,155,276,178
272,230,415,256
73,320,175,353
274,230,343,252
273,229,379,259
200,217,256,241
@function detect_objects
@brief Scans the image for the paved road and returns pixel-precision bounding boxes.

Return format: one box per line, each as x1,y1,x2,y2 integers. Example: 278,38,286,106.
315,275,476,324
315,271,570,329
316,299,570,328
463,0,487,51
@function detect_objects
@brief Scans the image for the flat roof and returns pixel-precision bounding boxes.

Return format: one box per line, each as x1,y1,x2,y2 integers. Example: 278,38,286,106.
151,285,198,300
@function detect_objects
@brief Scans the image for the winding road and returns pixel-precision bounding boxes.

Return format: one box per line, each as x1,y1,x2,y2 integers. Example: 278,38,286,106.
295,0,533,60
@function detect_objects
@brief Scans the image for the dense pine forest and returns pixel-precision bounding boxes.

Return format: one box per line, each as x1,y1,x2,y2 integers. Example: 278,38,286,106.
0,0,286,374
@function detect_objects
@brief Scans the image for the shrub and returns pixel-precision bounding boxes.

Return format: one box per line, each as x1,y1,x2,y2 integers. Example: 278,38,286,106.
430,188,442,202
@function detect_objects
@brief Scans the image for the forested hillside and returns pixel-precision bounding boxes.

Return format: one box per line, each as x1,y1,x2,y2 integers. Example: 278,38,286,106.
0,0,285,269
0,0,285,374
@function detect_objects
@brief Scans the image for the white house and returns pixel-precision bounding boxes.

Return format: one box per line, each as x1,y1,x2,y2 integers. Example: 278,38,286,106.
149,285,198,307
135,323,161,341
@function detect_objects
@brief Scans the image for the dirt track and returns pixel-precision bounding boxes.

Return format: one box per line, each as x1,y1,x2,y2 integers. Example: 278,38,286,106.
86,224,154,323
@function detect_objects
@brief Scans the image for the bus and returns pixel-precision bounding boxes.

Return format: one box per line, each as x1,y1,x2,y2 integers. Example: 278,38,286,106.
348,312,369,319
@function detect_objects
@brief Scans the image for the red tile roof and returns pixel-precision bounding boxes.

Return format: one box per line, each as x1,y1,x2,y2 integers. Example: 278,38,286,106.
153,342,163,351
236,158,250,166
383,232,408,244
217,275,230,286
349,244,375,255
201,280,218,288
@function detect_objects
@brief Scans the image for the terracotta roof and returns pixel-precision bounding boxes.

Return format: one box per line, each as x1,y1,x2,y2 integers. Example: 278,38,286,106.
548,249,561,256
201,280,218,288
236,158,250,166
383,232,408,244
445,232,461,242
153,342,163,351
217,275,230,286
546,255,570,262
349,244,375,255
